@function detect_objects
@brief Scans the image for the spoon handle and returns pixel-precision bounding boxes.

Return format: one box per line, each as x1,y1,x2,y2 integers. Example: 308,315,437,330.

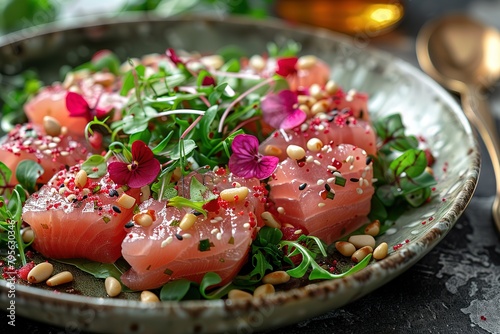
462,85,500,232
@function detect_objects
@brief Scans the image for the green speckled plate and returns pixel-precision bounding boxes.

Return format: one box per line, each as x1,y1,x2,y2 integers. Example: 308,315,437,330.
0,15,479,334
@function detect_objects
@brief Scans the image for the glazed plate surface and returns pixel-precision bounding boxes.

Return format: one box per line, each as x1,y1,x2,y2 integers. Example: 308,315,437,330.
0,15,479,334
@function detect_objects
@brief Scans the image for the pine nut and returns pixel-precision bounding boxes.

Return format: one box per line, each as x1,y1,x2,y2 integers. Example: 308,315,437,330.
46,271,73,287
140,185,151,202
364,220,380,237
262,271,290,285
21,227,34,243
351,246,373,263
309,84,323,100
335,241,356,257
43,116,62,137
105,276,122,297
201,55,224,70
298,104,311,116
373,242,388,260
74,169,88,189
133,211,155,227
311,101,327,115
116,193,136,209
179,213,197,231
297,95,316,106
219,187,249,202
93,72,115,87
325,80,338,95
261,211,281,229
306,138,324,152
286,145,306,160
253,284,275,298
348,234,376,249
249,55,266,71
140,290,160,303
297,55,317,70
264,145,282,157
228,289,253,300
28,262,54,284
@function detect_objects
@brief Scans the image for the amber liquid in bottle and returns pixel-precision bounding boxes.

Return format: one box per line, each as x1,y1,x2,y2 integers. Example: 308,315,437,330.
275,0,404,35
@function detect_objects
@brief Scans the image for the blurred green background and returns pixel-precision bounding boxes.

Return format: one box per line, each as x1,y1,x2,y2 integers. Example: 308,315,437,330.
0,0,274,36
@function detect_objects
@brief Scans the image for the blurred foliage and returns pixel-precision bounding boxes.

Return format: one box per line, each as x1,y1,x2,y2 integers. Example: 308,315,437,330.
0,0,57,34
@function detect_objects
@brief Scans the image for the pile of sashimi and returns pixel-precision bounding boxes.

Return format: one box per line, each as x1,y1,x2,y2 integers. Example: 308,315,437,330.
0,45,436,300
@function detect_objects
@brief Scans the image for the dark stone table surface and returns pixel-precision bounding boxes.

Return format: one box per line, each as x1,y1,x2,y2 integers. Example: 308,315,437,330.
2,1,500,333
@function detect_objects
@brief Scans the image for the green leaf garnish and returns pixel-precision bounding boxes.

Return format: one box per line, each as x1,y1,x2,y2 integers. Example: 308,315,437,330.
81,155,107,178
15,160,44,193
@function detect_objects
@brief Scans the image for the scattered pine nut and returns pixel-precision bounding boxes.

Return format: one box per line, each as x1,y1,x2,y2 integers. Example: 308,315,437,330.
43,116,62,137
286,145,306,160
351,246,373,263
335,241,356,257
373,242,388,260
307,138,324,152
140,290,160,303
228,289,253,300
74,169,88,189
262,271,290,285
28,262,54,284
105,276,122,297
46,271,73,287
133,211,155,227
179,213,197,231
253,284,275,298
21,227,34,243
348,234,376,249
297,55,317,70
219,187,249,202
261,211,281,229
364,220,380,237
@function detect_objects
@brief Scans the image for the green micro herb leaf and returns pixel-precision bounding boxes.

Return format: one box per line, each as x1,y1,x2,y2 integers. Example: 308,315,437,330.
81,155,107,178
15,160,44,193
280,236,372,280
0,162,13,196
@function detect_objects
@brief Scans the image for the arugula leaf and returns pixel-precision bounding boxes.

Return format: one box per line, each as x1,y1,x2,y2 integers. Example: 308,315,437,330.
167,196,207,216
160,279,194,301
57,258,133,292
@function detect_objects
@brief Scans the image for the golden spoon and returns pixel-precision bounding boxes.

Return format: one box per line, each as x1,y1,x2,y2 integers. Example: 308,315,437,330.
416,14,500,233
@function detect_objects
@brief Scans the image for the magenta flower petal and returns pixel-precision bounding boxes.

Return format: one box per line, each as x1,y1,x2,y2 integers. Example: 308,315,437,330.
127,158,161,188
166,48,183,65
231,134,259,157
228,134,278,180
108,140,160,188
66,92,90,118
275,57,298,77
261,89,305,130
253,155,279,179
261,93,287,129
280,108,306,130
108,161,132,186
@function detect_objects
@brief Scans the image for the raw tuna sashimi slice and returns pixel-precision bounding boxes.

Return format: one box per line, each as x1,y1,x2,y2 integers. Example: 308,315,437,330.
259,110,377,161
24,80,127,138
268,143,374,244
121,172,266,290
0,124,90,184
22,166,141,263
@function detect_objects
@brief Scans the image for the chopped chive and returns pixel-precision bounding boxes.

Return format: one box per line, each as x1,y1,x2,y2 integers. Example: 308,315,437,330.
164,268,173,275
92,185,101,193
199,239,211,251
102,216,111,223
170,220,180,226
335,176,346,187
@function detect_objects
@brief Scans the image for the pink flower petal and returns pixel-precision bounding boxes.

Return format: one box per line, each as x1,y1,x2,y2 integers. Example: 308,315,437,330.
66,92,90,118
280,108,307,130
228,155,256,179
230,134,259,158
128,158,161,188
131,140,155,164
253,155,279,179
275,57,298,77
108,161,132,186
261,94,287,129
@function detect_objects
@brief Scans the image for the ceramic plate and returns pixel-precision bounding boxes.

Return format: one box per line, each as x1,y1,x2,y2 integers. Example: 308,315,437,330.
0,15,479,334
